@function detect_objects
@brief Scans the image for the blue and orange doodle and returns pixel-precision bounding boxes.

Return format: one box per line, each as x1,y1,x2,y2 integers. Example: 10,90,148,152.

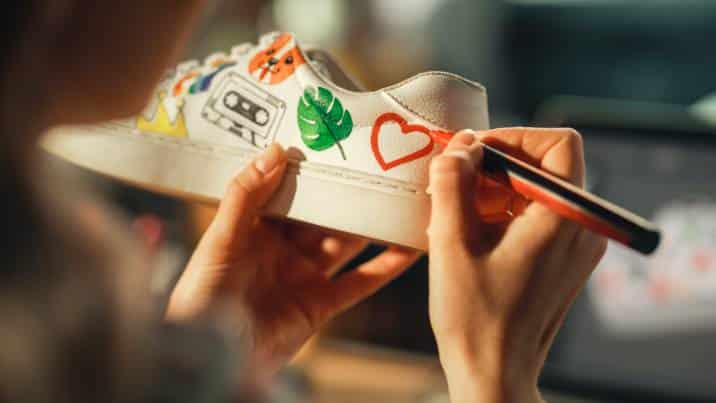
140,58,237,137
172,59,236,98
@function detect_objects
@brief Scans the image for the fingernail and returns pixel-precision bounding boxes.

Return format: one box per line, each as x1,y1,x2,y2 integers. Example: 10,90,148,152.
453,131,476,146
255,143,284,173
443,144,483,171
473,130,488,142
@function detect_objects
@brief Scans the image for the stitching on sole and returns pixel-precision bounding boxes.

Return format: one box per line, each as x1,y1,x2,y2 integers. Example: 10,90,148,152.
80,124,426,196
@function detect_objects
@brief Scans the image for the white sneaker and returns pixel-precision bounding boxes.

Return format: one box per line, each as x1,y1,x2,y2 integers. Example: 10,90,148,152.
42,32,489,250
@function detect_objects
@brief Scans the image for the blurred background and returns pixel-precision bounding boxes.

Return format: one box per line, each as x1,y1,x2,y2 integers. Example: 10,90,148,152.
82,1,716,402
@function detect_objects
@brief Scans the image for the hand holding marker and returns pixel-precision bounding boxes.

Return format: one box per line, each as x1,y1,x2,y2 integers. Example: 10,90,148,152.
431,130,661,255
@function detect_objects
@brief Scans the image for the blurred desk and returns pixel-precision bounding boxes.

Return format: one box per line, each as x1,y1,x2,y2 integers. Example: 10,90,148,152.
297,340,443,403
295,339,607,403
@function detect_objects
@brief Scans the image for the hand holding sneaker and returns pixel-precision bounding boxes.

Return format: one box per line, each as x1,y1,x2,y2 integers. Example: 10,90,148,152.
166,143,420,377
427,129,607,403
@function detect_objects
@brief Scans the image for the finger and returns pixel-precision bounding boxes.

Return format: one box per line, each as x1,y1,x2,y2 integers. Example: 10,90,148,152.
539,232,606,340
276,235,366,285
491,192,581,275
303,247,421,325
478,127,585,187
489,128,587,264
283,221,326,251
524,230,606,344
314,236,369,277
427,130,484,253
282,222,368,277
276,238,327,285
251,221,286,288
538,284,583,355
475,176,529,222
198,143,288,262
551,229,607,301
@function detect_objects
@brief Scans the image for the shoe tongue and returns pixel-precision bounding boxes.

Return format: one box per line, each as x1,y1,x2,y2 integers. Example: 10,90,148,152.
301,47,365,91
309,58,333,81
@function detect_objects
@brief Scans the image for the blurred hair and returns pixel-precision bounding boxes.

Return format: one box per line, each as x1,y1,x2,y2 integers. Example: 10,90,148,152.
0,3,34,62
0,3,158,403
0,3,253,402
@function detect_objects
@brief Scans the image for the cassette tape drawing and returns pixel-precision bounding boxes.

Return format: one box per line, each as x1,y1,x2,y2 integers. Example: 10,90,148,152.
203,73,286,148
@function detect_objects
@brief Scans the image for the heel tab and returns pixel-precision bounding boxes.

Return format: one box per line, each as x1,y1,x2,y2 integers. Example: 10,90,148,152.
386,71,489,132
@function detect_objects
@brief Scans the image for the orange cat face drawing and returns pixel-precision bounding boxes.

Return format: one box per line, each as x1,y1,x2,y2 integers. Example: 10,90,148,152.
248,33,306,85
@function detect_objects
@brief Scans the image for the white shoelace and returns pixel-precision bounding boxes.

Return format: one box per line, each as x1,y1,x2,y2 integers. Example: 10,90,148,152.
167,41,258,103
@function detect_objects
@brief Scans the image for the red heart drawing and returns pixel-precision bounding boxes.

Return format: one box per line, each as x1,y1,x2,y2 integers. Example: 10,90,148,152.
371,112,436,171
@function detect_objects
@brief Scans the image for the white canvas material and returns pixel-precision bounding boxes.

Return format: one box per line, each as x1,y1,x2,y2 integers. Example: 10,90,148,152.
42,32,489,250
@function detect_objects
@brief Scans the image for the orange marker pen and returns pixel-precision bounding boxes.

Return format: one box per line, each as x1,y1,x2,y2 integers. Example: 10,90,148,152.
430,130,661,255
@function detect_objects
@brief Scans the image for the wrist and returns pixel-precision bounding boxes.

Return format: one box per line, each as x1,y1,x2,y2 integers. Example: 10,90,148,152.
443,363,542,403
437,335,542,403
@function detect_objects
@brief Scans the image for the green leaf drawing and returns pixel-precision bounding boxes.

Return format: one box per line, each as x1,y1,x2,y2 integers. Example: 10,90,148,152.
297,86,353,160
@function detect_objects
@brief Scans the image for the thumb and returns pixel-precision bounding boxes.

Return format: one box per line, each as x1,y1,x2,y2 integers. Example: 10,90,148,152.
200,143,288,260
427,131,483,253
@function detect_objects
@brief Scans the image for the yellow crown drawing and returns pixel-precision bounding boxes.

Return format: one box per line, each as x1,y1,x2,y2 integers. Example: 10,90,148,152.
137,91,188,138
